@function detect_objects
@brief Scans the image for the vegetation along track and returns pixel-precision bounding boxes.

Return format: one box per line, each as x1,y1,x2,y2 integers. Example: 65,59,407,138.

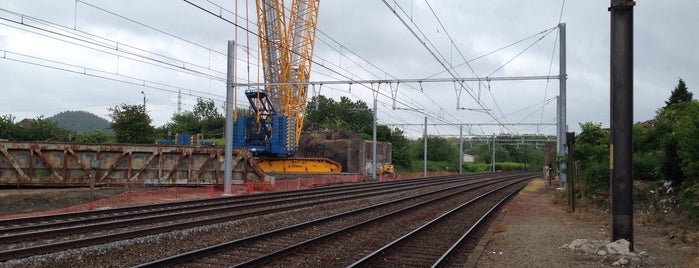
0,171,512,262
137,172,537,267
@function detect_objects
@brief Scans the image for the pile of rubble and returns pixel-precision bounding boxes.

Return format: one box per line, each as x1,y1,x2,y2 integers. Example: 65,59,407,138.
561,239,649,266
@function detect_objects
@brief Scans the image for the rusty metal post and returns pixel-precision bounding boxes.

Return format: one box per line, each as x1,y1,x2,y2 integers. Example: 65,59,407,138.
610,0,634,250
90,159,100,203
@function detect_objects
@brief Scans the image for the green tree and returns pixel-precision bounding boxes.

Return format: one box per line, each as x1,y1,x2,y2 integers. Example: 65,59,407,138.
108,103,155,143
162,98,226,139
192,98,219,119
23,116,70,142
665,78,693,107
473,143,511,164
168,112,201,135
389,128,411,169
412,136,459,162
509,144,544,170
305,95,373,138
656,79,697,186
0,114,21,140
193,98,225,137
73,130,111,143
656,105,688,185
633,122,659,152
575,122,610,195
376,125,392,142
675,101,699,182
633,123,662,181
0,114,72,142
674,101,699,217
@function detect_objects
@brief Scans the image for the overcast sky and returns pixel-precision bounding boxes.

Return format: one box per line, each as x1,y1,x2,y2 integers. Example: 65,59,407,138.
1,0,697,139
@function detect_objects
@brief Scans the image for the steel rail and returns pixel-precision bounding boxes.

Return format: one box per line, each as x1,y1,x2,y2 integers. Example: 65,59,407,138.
0,174,473,244
348,175,536,267
0,172,479,231
0,172,488,234
0,173,499,261
432,177,531,267
135,173,533,267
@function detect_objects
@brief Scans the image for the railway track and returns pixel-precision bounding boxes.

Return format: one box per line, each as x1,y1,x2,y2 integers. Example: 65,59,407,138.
349,177,529,267
0,174,464,230
0,172,506,262
136,172,537,267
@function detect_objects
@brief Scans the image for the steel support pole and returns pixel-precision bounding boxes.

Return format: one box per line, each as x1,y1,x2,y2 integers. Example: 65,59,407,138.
423,116,427,177
459,126,463,174
610,0,634,250
491,133,496,172
372,92,377,181
558,23,568,187
141,91,146,112
223,40,236,196
557,99,562,176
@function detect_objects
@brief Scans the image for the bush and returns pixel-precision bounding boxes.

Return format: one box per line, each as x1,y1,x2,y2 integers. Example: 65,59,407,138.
634,151,662,181
494,162,526,171
401,160,460,173
580,160,610,196
462,163,491,173
679,181,699,219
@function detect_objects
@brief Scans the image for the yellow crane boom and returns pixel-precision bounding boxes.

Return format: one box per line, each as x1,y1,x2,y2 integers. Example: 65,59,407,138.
256,0,319,150
248,0,340,174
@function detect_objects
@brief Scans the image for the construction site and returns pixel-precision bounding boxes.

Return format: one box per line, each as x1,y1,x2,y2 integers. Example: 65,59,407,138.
0,0,399,194
4,1,695,267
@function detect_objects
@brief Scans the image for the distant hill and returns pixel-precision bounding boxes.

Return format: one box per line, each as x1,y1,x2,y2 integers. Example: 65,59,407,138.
48,111,112,134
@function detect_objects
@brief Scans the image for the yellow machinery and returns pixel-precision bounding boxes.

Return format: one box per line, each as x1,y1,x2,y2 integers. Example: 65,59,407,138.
377,164,395,175
235,0,340,174
258,157,341,174
377,163,396,180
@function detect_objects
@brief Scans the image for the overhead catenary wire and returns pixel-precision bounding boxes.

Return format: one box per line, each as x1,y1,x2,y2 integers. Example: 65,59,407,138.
0,3,264,113
78,0,437,130
77,0,231,58
314,24,493,124
421,1,562,134
75,0,495,131
185,0,439,130
421,26,558,79
184,0,456,126
397,1,511,131
385,1,472,120
200,0,470,127
0,1,564,138
0,49,261,108
0,9,229,82
383,0,520,134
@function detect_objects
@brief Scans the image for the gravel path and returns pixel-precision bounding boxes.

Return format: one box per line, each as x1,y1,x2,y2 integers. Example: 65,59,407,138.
469,178,699,267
